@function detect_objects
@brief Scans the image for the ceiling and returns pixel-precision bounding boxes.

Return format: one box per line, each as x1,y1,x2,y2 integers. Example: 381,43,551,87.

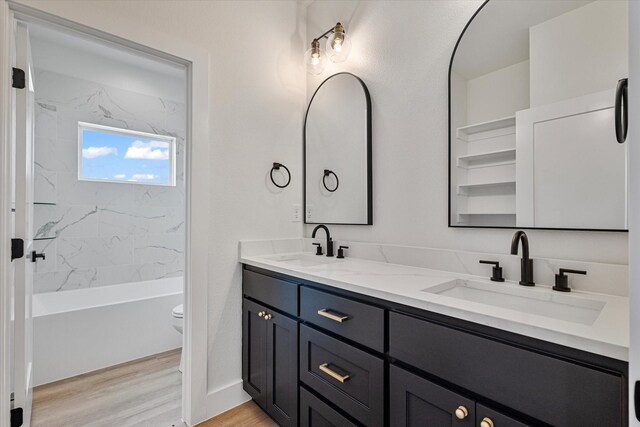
28,21,186,80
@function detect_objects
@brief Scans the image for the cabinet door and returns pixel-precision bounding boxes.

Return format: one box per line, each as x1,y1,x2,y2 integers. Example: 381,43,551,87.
266,309,298,426
242,298,267,409
300,387,358,427
476,404,531,427
390,365,475,427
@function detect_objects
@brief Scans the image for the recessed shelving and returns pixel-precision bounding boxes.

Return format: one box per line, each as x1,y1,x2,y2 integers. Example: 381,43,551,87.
457,148,516,169
457,115,516,140
457,180,516,195
453,115,518,226
458,212,516,216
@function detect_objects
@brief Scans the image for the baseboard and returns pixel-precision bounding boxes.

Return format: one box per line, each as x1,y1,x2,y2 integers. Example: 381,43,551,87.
204,379,251,420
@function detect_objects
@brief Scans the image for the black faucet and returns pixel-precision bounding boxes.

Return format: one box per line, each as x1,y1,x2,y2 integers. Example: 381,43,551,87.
510,230,535,286
312,225,334,257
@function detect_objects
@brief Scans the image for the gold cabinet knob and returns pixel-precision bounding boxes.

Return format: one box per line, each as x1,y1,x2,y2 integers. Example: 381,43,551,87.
264,314,272,320
455,405,469,420
480,417,494,427
258,311,265,318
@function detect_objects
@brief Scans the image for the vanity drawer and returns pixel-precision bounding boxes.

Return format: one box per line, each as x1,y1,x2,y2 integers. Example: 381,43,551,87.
389,312,624,427
300,324,384,426
300,387,358,427
243,269,299,315
300,286,385,352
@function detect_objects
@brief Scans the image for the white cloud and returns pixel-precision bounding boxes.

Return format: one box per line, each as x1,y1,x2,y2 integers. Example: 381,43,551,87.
82,146,118,159
113,174,127,179
124,140,170,160
130,174,158,181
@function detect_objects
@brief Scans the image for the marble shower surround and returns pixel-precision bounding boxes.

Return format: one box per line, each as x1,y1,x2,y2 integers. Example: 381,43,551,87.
33,69,185,293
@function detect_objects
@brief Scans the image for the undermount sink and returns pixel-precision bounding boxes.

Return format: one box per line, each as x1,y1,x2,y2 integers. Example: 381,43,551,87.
265,253,340,268
423,280,606,325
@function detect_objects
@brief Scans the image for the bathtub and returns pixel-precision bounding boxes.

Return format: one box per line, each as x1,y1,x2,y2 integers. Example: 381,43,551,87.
32,277,183,386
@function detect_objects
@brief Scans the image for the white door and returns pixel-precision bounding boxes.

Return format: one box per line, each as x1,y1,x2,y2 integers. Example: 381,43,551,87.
11,21,35,427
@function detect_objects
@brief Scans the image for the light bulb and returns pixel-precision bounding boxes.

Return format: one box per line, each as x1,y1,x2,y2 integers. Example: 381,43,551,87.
326,23,351,63
304,39,327,75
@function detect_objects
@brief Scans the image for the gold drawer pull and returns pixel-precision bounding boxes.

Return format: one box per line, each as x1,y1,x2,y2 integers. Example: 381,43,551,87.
317,309,349,323
480,417,494,427
319,363,350,383
455,405,469,420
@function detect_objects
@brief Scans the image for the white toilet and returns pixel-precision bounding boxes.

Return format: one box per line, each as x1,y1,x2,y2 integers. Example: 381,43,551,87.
171,304,184,373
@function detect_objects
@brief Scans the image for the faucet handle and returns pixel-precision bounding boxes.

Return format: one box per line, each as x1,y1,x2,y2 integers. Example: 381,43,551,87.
312,242,323,256
479,260,505,282
336,246,349,259
553,268,586,292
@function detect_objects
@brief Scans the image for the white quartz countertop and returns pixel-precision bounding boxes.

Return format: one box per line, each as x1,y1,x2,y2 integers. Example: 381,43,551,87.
240,251,629,361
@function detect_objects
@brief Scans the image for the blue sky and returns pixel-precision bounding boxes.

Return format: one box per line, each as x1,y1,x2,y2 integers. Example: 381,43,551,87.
80,128,172,185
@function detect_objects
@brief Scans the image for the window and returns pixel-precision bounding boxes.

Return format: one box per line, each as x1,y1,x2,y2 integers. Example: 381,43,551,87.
78,122,176,186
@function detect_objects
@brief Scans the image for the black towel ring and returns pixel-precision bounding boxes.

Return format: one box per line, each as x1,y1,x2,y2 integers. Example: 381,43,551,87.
323,169,339,192
270,162,291,188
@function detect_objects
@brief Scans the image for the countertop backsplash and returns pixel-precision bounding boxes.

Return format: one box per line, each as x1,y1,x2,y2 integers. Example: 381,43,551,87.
240,238,627,297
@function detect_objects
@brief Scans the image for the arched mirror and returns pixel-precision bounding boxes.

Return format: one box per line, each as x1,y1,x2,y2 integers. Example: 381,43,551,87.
449,0,628,231
304,72,372,225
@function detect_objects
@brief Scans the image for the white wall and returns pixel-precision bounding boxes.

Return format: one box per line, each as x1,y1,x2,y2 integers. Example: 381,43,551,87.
14,0,305,418
466,60,529,124
305,1,628,268
530,0,628,107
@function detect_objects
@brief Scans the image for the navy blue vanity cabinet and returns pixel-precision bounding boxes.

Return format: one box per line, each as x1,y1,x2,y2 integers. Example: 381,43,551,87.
389,311,625,427
390,364,475,427
242,298,268,408
299,387,359,427
390,364,530,427
299,324,385,426
242,265,627,427
300,286,385,352
242,269,300,427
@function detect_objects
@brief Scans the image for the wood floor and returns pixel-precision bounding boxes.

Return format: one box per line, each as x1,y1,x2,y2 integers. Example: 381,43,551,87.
31,348,276,427
197,402,277,427
32,349,184,427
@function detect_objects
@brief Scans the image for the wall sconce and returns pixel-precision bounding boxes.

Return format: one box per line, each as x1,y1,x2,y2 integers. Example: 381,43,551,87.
304,22,352,75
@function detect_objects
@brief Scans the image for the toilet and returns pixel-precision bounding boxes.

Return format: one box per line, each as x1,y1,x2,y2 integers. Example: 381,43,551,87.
171,304,184,373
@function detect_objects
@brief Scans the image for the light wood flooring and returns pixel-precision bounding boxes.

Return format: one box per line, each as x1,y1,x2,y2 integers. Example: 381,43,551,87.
31,348,276,427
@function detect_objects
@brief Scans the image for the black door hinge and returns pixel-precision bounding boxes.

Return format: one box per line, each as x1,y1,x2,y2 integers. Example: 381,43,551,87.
12,68,25,89
10,407,23,427
11,238,24,261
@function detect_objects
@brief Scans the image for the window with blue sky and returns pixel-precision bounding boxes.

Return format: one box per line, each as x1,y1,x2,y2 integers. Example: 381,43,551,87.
78,122,176,186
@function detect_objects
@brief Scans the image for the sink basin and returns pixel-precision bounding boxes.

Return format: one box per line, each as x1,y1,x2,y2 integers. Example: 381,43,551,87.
264,253,340,268
423,280,605,325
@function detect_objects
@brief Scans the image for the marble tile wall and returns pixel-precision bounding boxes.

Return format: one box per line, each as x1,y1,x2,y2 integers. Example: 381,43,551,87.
33,69,185,293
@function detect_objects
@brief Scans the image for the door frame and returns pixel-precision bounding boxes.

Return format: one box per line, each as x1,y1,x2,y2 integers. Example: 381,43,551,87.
630,2,639,425
0,2,211,426
0,2,13,427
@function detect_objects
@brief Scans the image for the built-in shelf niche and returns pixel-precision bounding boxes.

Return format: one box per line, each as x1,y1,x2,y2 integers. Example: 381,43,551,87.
455,115,517,226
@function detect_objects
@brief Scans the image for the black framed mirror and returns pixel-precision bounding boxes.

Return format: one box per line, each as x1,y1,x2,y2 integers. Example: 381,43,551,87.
448,0,628,231
304,72,372,225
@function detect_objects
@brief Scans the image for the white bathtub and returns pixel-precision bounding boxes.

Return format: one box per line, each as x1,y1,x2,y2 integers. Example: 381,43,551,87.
32,277,183,386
